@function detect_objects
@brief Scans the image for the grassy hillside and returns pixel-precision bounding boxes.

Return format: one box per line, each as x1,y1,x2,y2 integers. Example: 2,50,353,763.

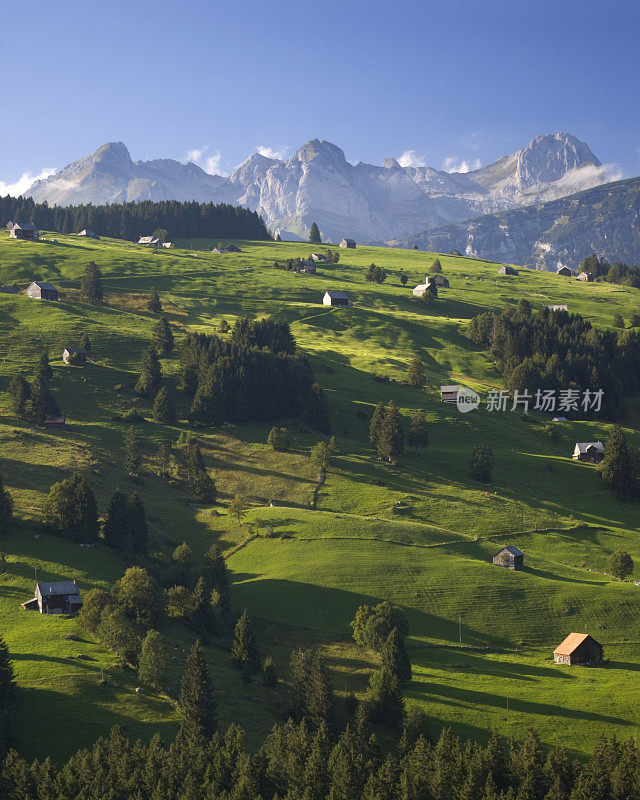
1,230,640,759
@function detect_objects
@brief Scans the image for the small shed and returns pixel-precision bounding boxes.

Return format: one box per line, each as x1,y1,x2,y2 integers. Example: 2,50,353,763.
492,545,524,570
498,266,518,276
573,442,604,463
339,238,356,249
162,242,172,248
138,236,159,246
548,304,568,312
552,416,568,422
9,222,39,240
430,274,450,288
44,416,66,430
556,266,573,277
311,253,327,261
22,579,83,614
449,249,462,256
577,271,594,282
223,244,242,253
553,633,603,665
440,385,460,403
63,347,87,365
77,229,100,239
27,281,58,301
413,278,439,298
323,290,352,307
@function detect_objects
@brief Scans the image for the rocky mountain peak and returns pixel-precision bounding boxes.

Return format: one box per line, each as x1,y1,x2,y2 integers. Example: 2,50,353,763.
291,139,347,166
515,132,601,189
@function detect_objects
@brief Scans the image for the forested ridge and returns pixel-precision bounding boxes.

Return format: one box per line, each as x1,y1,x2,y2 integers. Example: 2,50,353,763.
0,196,270,241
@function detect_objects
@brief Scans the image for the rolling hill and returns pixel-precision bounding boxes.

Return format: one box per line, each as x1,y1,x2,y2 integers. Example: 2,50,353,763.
1,232,640,760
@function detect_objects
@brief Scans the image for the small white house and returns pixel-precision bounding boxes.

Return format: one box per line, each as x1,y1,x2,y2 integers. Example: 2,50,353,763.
323,290,352,307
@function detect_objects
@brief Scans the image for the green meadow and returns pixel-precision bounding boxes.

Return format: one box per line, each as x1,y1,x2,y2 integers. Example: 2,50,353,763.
1,230,640,760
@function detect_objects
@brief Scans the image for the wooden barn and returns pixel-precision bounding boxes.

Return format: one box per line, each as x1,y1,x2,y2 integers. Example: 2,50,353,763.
323,290,352,307
22,579,83,614
440,385,460,402
412,278,439,298
577,271,594,282
449,249,462,256
138,236,159,246
311,253,327,261
224,244,242,253
63,347,87,365
339,238,356,249
556,266,573,277
27,281,59,301
77,229,100,239
44,416,66,430
498,266,518,276
431,274,450,288
492,545,524,570
9,222,39,240
573,441,604,463
553,633,603,665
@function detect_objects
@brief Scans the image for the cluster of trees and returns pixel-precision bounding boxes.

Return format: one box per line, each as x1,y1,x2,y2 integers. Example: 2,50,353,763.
580,254,640,288
0,196,270,241
351,602,412,729
8,352,58,426
370,401,429,463
133,315,177,421
598,427,640,502
180,318,327,429
43,473,149,554
366,264,388,284
271,250,339,271
288,647,335,728
5,720,640,800
468,301,640,418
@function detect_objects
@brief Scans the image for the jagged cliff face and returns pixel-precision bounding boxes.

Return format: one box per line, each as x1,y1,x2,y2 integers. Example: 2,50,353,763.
393,177,640,271
25,133,612,242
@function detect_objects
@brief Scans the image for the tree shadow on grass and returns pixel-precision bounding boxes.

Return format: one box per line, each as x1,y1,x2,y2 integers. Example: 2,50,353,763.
525,566,604,586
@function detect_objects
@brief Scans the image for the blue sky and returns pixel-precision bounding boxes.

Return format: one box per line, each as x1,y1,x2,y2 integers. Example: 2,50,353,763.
1,0,638,192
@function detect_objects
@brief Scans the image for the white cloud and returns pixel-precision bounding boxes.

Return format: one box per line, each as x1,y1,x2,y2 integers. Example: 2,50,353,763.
442,156,482,173
184,145,227,176
256,145,289,161
397,149,427,168
0,167,57,197
552,162,623,191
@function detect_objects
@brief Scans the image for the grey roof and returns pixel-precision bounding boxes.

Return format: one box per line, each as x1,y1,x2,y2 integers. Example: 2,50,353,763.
36,580,79,596
13,222,38,231
325,290,349,299
575,441,604,453
30,281,57,291
494,545,524,558
64,347,87,355
340,238,356,244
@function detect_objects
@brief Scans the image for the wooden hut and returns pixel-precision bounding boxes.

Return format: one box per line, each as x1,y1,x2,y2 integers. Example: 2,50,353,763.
27,281,58,301
553,633,603,665
63,348,87,365
44,416,66,430
339,238,356,249
323,290,352,307
22,579,83,614
498,266,518,276
577,271,594,282
572,442,604,463
492,546,524,570
9,222,39,240
440,385,460,403
556,266,573,277
77,229,100,239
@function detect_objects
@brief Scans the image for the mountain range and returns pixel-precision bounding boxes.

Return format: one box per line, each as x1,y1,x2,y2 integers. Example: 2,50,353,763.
393,176,640,271
25,133,616,245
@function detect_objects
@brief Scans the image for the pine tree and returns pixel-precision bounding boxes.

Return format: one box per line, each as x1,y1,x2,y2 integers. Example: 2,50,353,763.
138,630,167,692
407,411,429,453
204,545,231,621
306,651,334,728
7,374,30,416
103,489,129,550
81,261,104,305
228,494,247,522
431,258,442,273
470,443,494,483
189,576,213,636
28,374,57,426
367,667,405,728
180,639,216,736
0,475,13,539
309,222,321,243
599,427,639,501
124,426,141,474
400,271,408,286
35,351,52,382
406,358,426,388
126,492,148,557
381,628,411,686
147,289,163,313
377,400,404,463
135,345,162,396
153,317,174,355
369,402,386,449
152,387,176,424
230,609,260,677
303,383,331,433
268,426,291,451
0,634,15,711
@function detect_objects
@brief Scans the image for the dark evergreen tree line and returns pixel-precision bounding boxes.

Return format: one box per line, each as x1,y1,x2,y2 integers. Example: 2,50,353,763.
580,253,640,287
0,196,270,241
5,717,640,799
468,303,640,418
180,317,319,427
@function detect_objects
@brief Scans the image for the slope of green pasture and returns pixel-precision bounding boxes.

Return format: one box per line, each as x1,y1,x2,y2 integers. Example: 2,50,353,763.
0,230,639,758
